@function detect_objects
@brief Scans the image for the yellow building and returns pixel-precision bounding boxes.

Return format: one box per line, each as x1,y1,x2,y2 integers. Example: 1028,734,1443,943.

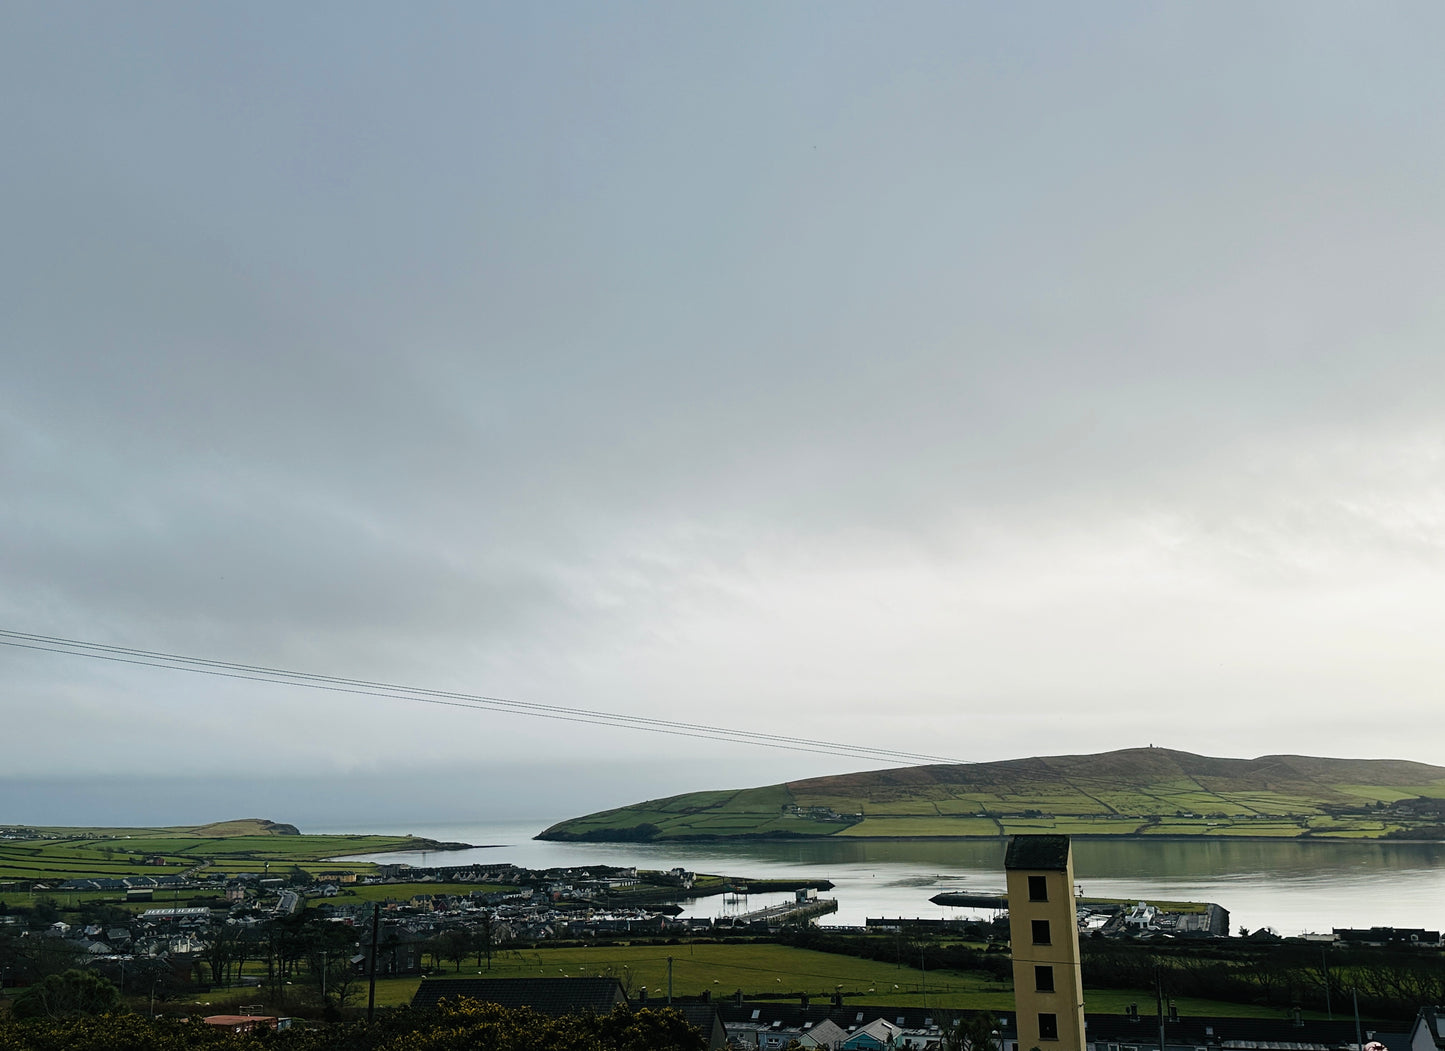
1005,835,1086,1051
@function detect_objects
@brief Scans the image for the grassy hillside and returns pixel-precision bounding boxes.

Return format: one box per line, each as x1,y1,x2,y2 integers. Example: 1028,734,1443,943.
538,747,1445,842
0,818,460,882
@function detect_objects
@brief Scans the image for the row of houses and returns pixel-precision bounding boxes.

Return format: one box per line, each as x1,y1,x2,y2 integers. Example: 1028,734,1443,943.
13,918,209,961
406,976,1444,1051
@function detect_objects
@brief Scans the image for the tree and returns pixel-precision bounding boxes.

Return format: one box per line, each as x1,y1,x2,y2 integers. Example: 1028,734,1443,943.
11,969,123,1020
0,997,709,1051
473,911,498,970
423,934,448,972
290,913,361,1012
945,1012,1001,1051
258,913,314,1002
75,901,130,929
201,922,241,987
323,957,363,1013
0,925,23,981
21,932,89,980
437,928,471,973
599,1005,708,1051
30,897,61,927
599,963,637,998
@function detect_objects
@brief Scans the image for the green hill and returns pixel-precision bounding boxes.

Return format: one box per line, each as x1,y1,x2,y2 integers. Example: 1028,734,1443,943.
537,747,1445,842
0,820,465,883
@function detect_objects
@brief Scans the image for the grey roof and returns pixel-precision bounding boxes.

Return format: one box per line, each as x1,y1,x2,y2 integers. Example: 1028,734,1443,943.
1413,1008,1445,1051
718,1005,1405,1051
411,976,628,1016
1084,1013,1387,1049
672,1004,727,1050
1004,834,1071,871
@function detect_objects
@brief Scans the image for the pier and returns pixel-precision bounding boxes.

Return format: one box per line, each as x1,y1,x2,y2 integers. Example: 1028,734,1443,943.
718,897,839,927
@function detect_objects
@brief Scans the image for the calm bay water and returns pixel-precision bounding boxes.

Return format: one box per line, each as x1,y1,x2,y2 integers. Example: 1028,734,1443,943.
327,820,1445,937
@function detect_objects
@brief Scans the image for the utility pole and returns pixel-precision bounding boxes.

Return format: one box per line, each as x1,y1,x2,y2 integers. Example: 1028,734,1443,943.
367,903,379,1023
1156,969,1167,1051
1321,948,1332,1020
1353,987,1362,1050
667,956,674,1004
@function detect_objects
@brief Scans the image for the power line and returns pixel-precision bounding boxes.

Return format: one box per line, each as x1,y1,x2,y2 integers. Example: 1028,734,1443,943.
0,629,968,767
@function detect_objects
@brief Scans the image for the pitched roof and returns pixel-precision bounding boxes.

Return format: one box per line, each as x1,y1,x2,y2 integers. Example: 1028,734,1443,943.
801,1019,850,1047
718,1003,991,1033
1084,1012,1376,1048
1004,834,1071,871
1411,1008,1445,1051
410,976,627,1016
845,1018,901,1046
672,1004,728,1050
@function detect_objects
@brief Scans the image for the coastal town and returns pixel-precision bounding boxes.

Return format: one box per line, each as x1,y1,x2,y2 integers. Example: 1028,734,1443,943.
5,833,1444,1051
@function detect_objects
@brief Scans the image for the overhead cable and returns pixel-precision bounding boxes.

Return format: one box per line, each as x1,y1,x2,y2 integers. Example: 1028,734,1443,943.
0,629,968,767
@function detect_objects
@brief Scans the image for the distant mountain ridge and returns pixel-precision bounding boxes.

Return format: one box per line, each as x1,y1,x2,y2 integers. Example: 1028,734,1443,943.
538,747,1445,843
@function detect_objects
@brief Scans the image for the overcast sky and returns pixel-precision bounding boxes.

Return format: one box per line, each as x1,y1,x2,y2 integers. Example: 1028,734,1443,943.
5,3,1445,826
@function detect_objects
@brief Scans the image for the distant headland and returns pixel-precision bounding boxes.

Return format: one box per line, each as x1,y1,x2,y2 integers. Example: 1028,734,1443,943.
536,746,1445,843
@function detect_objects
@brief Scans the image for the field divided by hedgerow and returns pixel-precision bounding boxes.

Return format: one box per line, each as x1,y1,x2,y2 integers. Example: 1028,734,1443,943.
539,747,1445,843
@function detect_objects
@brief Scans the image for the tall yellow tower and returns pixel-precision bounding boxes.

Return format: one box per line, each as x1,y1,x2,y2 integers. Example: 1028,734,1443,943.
1005,835,1086,1051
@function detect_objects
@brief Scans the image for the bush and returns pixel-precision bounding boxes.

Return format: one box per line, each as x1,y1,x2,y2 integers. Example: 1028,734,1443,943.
11,969,124,1020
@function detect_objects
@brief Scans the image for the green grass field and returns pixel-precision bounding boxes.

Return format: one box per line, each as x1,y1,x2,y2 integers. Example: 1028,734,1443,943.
0,820,455,883
341,942,1324,1019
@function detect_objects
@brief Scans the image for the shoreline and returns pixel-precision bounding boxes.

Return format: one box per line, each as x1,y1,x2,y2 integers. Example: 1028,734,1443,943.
533,832,1445,845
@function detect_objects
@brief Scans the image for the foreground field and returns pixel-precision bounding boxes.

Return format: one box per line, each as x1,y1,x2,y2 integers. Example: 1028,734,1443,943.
539,747,1445,842
345,943,1318,1019
147,943,1319,1020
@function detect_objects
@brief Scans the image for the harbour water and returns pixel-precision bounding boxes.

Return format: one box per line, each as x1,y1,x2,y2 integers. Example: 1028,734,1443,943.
327,820,1445,937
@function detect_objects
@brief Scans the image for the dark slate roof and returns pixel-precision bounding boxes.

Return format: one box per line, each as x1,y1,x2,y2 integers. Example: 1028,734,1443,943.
410,976,627,1016
1374,1031,1416,1051
673,1004,728,1050
715,1005,1409,1051
1005,834,1071,871
717,1003,839,1029
1084,1013,1390,1049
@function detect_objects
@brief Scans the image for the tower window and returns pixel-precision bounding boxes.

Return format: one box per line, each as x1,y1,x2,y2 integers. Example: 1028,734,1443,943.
1032,919,1051,944
1028,875,1048,901
1035,965,1055,992
1039,1014,1059,1041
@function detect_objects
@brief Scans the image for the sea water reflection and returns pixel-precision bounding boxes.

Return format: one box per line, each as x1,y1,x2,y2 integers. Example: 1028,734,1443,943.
331,821,1445,936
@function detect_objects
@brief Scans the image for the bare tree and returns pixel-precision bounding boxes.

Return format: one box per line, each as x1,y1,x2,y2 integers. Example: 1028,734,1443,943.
472,911,509,971
438,928,471,973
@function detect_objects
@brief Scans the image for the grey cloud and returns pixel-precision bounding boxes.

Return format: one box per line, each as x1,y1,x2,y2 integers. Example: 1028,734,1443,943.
4,3,1445,785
